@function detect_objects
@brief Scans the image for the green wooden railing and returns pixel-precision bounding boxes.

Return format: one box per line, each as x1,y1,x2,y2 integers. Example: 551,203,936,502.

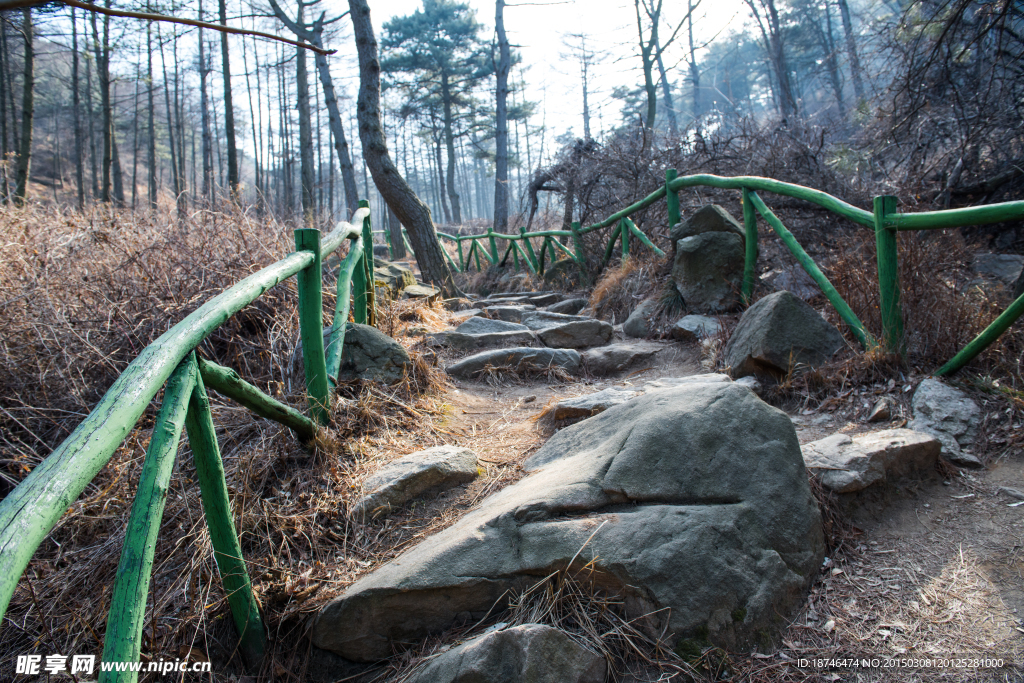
0,205,378,680
435,170,1024,373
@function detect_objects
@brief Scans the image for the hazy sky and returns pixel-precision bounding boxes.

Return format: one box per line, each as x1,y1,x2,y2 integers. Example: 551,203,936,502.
333,0,748,142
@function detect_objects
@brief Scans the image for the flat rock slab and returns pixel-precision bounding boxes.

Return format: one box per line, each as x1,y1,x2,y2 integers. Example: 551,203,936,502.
546,297,589,315
551,387,642,421
352,446,480,519
671,314,723,342
537,319,613,349
313,383,824,661
802,429,941,493
405,624,605,683
483,305,536,322
724,290,844,379
643,374,732,392
427,330,538,351
528,293,562,307
456,317,529,335
402,283,441,300
582,343,659,375
521,310,594,330
449,309,482,323
445,347,582,379
909,378,983,468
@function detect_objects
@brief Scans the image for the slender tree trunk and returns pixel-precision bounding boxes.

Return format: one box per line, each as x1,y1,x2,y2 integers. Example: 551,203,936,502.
71,8,85,209
242,30,261,208
147,23,157,209
13,8,33,205
348,0,458,295
655,47,678,135
440,73,462,224
198,0,214,204
85,44,98,198
0,22,8,202
634,0,658,129
822,0,845,110
131,56,141,209
295,2,315,221
90,11,110,202
836,0,864,103
4,23,20,157
433,132,451,222
493,0,510,233
688,0,700,120
157,24,181,214
218,0,239,198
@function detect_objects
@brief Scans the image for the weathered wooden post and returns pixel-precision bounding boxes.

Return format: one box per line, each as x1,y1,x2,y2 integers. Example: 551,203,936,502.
294,227,331,423
184,353,266,666
457,237,465,270
359,199,377,327
666,168,680,228
874,195,903,354
741,187,758,304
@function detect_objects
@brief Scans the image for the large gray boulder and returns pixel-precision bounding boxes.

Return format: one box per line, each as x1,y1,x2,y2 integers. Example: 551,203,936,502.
724,291,844,379
353,446,480,519
669,204,746,247
909,378,983,468
520,310,594,330
445,347,582,379
582,343,659,375
623,298,660,338
338,324,412,384
312,383,824,661
971,253,1024,287
405,624,605,683
456,317,529,335
802,429,941,493
546,297,589,315
537,320,613,349
672,233,745,312
764,265,820,301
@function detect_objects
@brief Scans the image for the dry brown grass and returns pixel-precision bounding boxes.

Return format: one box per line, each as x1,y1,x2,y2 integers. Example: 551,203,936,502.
587,252,668,325
0,203,467,681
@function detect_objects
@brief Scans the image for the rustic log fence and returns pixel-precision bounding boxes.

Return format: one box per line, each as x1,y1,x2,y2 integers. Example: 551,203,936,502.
0,206,376,681
429,170,1024,374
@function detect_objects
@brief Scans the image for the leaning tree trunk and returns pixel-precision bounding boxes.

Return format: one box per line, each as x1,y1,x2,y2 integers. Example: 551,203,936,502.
348,0,458,296
13,8,33,205
493,0,510,233
72,8,84,209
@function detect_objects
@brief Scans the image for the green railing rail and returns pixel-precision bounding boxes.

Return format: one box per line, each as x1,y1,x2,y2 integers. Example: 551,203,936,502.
0,205,378,680
435,170,1024,373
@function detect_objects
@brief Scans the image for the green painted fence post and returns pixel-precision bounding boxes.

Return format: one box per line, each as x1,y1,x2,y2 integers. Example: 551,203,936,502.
620,217,630,260
874,195,903,354
99,358,196,683
487,229,499,262
741,187,758,304
570,222,585,263
666,168,680,228
294,228,330,424
457,238,465,270
184,353,266,667
512,238,521,270
326,233,363,388
359,200,377,328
